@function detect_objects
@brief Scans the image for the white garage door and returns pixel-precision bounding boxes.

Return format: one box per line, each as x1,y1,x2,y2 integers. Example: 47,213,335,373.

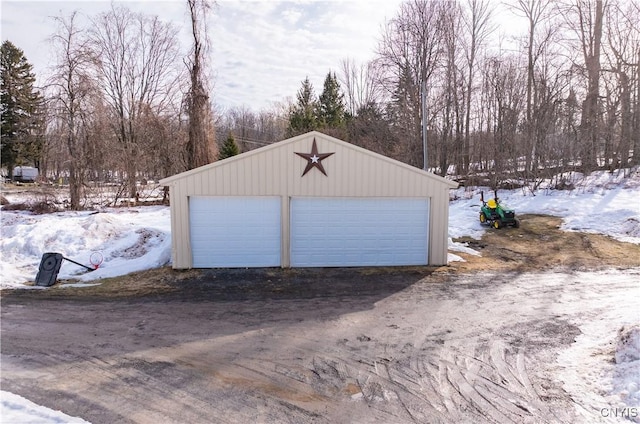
290,197,429,267
189,196,281,267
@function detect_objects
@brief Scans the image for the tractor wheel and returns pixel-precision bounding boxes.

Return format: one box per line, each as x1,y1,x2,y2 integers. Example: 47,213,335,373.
493,220,501,229
479,213,486,224
514,218,520,228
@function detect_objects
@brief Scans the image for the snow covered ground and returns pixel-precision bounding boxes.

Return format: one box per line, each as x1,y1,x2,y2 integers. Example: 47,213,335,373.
1,168,639,422
0,391,90,424
0,206,171,288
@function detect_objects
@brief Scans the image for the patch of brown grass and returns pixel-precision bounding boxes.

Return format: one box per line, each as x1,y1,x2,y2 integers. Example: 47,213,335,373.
42,267,201,298
450,214,640,273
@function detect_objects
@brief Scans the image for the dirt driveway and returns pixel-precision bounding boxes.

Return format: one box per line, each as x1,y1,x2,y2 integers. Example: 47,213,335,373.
2,215,639,423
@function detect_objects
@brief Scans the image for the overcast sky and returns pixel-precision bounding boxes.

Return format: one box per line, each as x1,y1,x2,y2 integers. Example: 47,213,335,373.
1,0,408,111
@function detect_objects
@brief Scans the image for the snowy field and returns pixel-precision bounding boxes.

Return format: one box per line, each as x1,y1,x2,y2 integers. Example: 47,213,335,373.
1,168,639,422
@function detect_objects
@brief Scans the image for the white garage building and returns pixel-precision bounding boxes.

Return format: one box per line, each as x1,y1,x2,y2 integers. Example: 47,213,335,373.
160,131,458,269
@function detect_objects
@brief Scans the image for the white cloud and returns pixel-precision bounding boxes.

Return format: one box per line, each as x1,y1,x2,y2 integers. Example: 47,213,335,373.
209,1,403,110
280,7,304,26
1,0,402,111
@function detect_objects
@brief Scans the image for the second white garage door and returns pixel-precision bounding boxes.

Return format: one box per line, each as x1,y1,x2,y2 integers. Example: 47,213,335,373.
290,197,429,267
189,196,281,268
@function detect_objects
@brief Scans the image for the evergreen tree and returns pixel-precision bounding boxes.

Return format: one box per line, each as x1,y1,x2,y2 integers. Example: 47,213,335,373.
384,65,421,166
287,77,318,136
318,71,346,129
348,101,397,158
1,40,44,179
218,132,240,159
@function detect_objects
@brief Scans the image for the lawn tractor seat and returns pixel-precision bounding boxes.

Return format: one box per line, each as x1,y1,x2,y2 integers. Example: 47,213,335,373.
485,198,501,220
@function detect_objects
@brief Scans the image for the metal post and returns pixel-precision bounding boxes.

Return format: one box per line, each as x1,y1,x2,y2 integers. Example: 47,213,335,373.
63,256,94,272
421,80,428,171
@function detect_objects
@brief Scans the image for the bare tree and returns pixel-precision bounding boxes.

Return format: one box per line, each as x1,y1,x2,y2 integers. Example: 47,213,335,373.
255,109,287,144
89,5,180,198
377,0,446,168
224,106,258,151
482,55,526,186
48,11,95,210
186,0,217,169
509,0,556,177
631,1,640,166
215,105,287,153
437,2,464,176
604,0,639,167
460,0,493,174
339,58,384,116
562,0,606,171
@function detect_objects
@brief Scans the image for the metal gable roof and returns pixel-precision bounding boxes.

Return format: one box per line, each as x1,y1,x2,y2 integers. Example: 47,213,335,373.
159,131,458,189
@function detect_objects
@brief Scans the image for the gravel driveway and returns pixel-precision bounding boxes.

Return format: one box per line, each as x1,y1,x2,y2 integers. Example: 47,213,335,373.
2,265,638,423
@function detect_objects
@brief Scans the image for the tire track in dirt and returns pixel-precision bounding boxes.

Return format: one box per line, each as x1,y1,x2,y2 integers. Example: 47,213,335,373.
4,269,636,423
8,355,241,424
244,274,577,424
439,342,551,423
219,306,557,423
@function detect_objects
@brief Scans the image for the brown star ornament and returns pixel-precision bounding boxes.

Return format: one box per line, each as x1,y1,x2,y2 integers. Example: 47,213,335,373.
294,138,335,176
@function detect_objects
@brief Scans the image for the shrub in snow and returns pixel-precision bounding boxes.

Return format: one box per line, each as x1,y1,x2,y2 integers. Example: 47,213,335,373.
616,326,640,364
620,218,640,238
2,199,60,214
613,325,640,412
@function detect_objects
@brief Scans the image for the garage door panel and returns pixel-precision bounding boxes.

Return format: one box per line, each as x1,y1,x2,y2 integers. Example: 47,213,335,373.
290,198,429,267
189,196,281,268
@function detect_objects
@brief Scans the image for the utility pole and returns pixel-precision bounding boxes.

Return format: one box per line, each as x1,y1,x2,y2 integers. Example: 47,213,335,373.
421,80,428,171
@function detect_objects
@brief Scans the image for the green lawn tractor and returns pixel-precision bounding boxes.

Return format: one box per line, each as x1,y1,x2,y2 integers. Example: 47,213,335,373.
479,191,520,229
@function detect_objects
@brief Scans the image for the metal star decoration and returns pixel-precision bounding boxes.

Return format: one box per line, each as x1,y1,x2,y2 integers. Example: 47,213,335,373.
294,138,335,176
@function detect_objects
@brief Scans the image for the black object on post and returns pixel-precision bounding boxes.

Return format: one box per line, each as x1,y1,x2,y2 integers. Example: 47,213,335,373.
35,253,64,287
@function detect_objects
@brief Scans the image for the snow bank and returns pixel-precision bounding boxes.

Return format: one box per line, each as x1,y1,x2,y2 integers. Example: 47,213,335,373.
555,269,640,422
0,206,171,288
613,325,640,418
0,391,90,424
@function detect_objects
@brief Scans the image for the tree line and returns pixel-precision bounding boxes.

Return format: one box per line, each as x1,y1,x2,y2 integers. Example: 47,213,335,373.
345,0,640,188
2,0,216,209
224,0,640,190
2,0,639,210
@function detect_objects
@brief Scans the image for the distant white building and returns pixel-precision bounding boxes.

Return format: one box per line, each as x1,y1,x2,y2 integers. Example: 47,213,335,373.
13,166,39,182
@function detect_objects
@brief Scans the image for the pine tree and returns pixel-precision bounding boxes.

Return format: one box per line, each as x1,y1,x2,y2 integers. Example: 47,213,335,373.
1,40,44,179
287,77,318,136
318,71,346,129
218,132,240,159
